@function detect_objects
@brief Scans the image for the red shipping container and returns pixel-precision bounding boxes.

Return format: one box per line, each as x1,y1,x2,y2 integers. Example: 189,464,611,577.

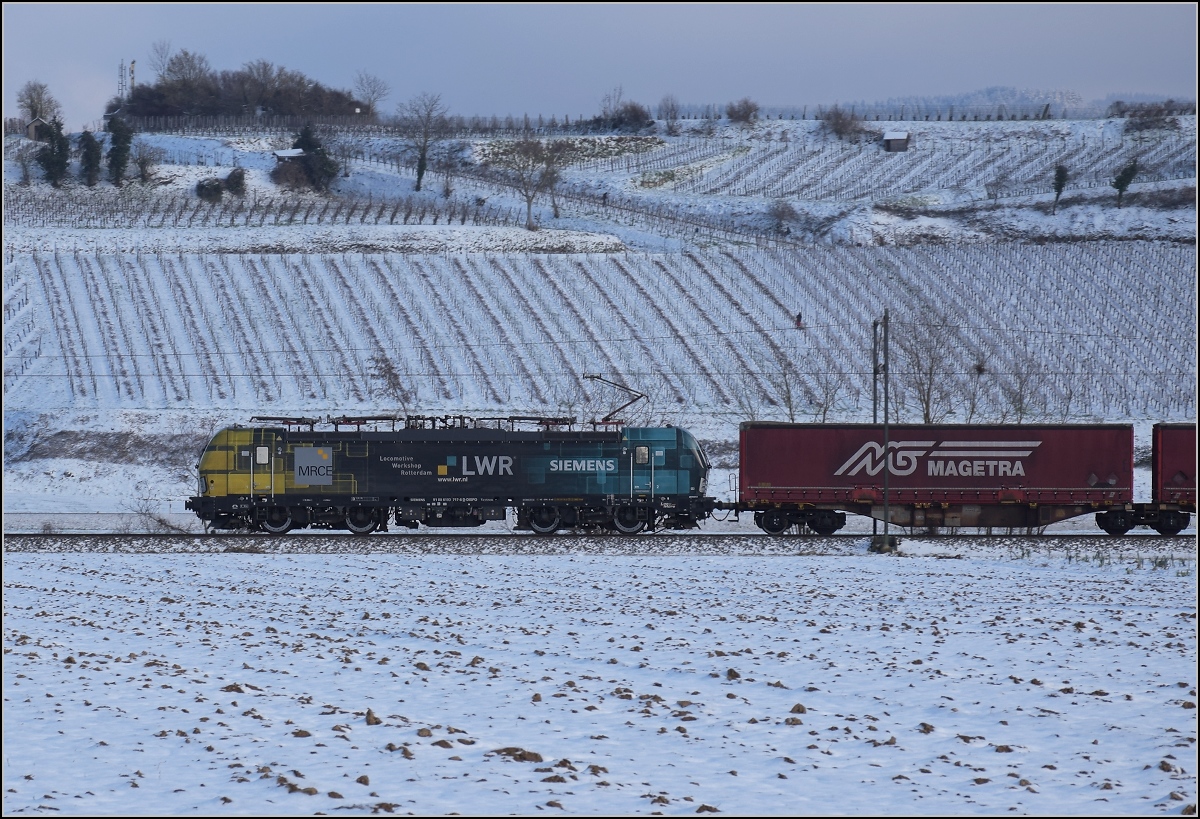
739,423,1132,529
1153,423,1196,507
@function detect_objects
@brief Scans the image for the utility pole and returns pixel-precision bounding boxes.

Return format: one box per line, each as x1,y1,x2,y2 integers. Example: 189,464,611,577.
870,309,896,553
882,308,891,548
872,319,880,537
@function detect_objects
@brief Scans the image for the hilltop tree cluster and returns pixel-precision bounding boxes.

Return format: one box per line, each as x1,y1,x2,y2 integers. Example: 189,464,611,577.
588,87,653,132
1106,99,1190,131
112,48,366,119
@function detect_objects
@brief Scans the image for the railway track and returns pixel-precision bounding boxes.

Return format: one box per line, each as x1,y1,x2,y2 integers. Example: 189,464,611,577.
4,531,1195,556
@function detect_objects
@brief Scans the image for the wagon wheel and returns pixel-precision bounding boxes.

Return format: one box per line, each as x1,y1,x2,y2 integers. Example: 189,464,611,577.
759,508,790,535
1153,512,1188,536
1096,511,1133,536
808,512,840,536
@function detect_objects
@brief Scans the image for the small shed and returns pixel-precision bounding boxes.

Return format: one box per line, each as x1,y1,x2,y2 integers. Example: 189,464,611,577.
882,131,910,152
273,148,306,163
25,116,48,141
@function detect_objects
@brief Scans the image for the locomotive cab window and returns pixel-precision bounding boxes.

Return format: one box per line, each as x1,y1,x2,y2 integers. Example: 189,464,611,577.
635,446,649,465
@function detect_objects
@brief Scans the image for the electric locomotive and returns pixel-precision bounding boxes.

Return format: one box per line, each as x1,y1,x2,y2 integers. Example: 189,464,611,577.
185,415,712,534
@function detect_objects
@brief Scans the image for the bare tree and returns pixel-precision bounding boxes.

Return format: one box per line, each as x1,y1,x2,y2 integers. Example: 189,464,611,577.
13,142,37,185
1053,364,1088,422
961,360,988,423
985,169,1010,203
148,40,174,79
893,313,960,423
805,358,849,423
16,80,61,122
354,70,390,118
541,139,571,218
759,347,802,422
490,138,567,230
433,141,458,197
161,49,213,85
600,86,625,122
818,105,870,141
240,58,281,112
131,139,165,183
998,342,1047,423
658,94,681,135
397,92,448,192
369,355,412,412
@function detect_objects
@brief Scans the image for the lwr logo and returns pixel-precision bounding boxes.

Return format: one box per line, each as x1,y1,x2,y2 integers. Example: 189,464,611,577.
438,455,514,477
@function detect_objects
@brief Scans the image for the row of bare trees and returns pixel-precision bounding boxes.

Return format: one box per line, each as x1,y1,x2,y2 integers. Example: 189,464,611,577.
749,341,1094,426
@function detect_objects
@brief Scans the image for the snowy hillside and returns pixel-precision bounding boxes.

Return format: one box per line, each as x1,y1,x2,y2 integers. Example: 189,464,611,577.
2,115,1197,519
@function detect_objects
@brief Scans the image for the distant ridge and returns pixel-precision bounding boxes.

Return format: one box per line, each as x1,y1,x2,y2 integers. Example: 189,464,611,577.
876,86,1084,110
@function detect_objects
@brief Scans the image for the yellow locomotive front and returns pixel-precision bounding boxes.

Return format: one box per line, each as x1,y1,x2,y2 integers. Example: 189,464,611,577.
188,426,288,528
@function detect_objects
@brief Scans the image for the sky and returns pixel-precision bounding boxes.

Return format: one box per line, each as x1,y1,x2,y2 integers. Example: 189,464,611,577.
3,542,1197,815
3,3,1197,132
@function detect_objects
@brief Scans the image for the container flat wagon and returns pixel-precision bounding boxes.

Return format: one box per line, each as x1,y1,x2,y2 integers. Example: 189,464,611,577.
738,423,1135,534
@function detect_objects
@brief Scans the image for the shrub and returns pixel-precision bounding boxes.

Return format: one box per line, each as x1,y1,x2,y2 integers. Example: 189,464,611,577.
223,167,246,195
270,160,309,190
726,98,759,125
196,177,223,203
613,101,653,131
768,199,798,234
818,105,869,141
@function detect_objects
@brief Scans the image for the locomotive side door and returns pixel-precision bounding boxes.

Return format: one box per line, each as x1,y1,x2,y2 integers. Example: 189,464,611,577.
236,430,280,497
628,444,652,497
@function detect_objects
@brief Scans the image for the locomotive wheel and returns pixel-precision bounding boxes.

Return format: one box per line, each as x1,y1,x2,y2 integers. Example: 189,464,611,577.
260,507,294,535
528,507,561,534
1153,512,1188,536
760,509,790,535
612,506,645,535
1096,511,1133,536
345,507,379,535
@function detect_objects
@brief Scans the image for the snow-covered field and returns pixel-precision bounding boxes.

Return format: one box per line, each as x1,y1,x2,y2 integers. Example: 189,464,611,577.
3,540,1196,816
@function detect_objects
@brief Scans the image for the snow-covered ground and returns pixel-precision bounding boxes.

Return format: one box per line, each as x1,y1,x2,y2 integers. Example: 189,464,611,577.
3,542,1196,816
